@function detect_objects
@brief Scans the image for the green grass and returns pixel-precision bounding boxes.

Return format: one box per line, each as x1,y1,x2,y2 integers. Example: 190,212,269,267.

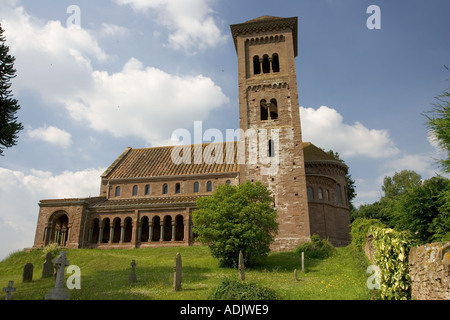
0,245,376,300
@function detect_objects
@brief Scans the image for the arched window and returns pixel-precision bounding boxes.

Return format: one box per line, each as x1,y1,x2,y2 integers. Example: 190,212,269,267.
226,180,231,185
175,183,181,194
132,185,138,196
272,53,280,72
115,186,121,197
336,184,343,204
194,182,199,193
207,181,212,192
269,99,278,120
318,188,323,200
260,99,268,121
307,187,314,200
163,184,168,195
253,55,261,75
262,55,270,73
145,184,150,196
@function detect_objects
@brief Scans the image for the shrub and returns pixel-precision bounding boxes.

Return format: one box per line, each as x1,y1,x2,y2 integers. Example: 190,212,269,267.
294,234,335,259
351,218,385,249
42,243,60,258
209,276,280,300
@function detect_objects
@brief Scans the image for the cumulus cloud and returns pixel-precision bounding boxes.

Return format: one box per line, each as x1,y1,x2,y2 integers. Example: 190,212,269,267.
27,125,73,148
1,3,229,147
0,167,105,260
300,106,400,158
114,0,227,53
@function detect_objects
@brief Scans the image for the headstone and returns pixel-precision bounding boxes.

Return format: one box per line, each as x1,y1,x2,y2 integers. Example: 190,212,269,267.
173,253,182,291
44,251,70,300
22,263,33,283
238,251,245,281
129,260,137,284
42,252,54,278
3,281,16,300
294,269,298,281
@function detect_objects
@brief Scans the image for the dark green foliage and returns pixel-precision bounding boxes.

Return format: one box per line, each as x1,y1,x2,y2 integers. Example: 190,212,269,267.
0,24,22,155
192,181,278,267
209,276,280,300
350,218,385,248
294,234,335,259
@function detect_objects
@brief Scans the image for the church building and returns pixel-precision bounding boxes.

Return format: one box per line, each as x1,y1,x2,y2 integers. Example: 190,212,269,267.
33,16,351,252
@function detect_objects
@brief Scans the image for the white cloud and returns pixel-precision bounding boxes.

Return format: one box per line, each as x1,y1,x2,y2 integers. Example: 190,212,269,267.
300,106,400,159
100,23,128,36
1,3,229,147
27,125,73,148
114,0,227,53
0,167,105,261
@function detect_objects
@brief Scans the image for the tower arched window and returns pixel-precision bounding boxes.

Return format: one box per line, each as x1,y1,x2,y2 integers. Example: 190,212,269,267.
318,188,323,200
307,187,314,200
262,55,270,73
260,99,269,121
163,184,168,195
132,185,138,196
175,183,181,194
207,181,212,192
194,182,199,193
269,99,278,120
253,56,261,75
115,186,121,197
145,184,150,195
272,53,280,72
336,184,343,204
268,139,275,158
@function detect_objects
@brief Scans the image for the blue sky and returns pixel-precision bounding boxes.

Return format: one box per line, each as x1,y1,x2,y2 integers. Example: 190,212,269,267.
0,0,449,260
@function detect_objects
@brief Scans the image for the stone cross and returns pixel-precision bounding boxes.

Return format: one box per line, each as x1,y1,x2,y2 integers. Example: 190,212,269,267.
44,251,70,300
22,263,33,283
238,251,245,281
129,260,137,284
3,281,16,300
173,253,182,291
42,252,54,278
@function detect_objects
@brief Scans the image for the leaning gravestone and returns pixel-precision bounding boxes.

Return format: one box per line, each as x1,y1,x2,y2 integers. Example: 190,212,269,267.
129,260,137,284
42,252,54,278
22,263,33,283
173,253,182,291
44,251,70,300
238,251,245,281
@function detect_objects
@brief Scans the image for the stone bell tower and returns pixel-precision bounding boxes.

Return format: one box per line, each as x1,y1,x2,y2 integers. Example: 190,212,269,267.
231,16,310,251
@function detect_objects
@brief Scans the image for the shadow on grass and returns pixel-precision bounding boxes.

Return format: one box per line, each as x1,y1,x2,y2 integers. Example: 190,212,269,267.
249,251,325,273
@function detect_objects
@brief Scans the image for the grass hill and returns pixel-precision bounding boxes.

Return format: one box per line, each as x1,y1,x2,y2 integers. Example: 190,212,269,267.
0,245,374,300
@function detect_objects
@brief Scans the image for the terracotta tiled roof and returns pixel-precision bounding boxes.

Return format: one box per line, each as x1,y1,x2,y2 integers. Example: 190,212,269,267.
102,141,343,180
103,142,240,179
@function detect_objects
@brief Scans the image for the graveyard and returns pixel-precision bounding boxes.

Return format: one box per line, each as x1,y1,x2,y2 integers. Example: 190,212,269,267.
0,245,374,300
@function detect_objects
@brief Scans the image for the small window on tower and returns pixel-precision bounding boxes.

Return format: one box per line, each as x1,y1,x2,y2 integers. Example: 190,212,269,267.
163,184,168,195
132,185,138,196
269,99,278,120
262,55,270,73
253,56,261,75
268,139,275,158
272,54,280,72
175,183,181,194
260,100,268,121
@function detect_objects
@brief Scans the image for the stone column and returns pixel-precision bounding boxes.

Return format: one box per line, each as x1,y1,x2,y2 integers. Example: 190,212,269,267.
109,223,114,244
160,223,164,242
98,227,104,244
149,221,153,242
172,220,176,242
120,223,125,243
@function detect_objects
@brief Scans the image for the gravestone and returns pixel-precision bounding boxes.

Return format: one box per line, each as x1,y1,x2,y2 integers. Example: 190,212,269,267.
129,260,137,284
22,263,33,283
238,251,245,281
301,252,305,272
44,251,70,300
294,269,298,281
42,252,54,278
173,253,182,291
3,281,16,300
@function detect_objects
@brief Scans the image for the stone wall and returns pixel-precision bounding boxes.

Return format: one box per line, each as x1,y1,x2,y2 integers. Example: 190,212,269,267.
409,242,450,300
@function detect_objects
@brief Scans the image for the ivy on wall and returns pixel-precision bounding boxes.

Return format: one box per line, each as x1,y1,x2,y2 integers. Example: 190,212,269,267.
369,226,415,300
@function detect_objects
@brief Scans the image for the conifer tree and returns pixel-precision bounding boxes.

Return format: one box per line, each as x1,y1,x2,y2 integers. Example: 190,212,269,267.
0,24,22,155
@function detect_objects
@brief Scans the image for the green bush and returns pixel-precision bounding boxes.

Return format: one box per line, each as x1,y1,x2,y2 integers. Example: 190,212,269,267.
42,243,60,258
209,276,280,300
351,218,385,249
294,234,335,259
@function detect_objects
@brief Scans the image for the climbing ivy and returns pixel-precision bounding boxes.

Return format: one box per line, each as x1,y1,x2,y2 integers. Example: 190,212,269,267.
369,226,414,300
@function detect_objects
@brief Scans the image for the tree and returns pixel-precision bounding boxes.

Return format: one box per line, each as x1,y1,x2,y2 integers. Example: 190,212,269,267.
0,24,22,155
382,170,422,199
192,181,278,267
424,72,450,173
